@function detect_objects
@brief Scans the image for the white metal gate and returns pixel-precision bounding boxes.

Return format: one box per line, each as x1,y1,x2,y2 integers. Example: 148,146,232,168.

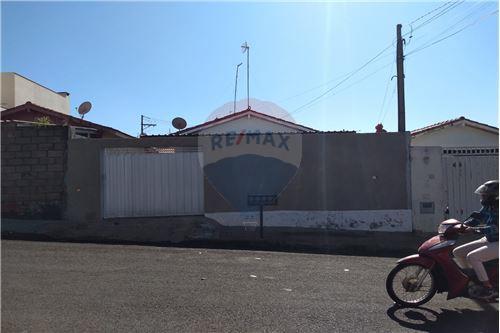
102,148,204,218
443,147,499,221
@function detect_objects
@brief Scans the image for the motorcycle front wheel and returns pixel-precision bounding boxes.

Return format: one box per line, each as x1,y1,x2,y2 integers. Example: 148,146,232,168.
386,263,437,307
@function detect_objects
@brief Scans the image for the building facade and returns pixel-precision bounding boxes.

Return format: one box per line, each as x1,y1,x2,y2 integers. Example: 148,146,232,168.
410,117,498,232
1,72,70,114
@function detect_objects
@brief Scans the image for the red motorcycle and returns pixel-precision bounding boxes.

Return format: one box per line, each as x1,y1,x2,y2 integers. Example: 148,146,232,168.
386,219,499,307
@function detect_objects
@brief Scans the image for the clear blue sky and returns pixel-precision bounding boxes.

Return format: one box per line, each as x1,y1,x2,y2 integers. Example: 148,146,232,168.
2,1,498,136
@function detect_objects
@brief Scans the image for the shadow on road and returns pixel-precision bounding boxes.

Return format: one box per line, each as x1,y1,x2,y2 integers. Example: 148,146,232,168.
386,303,499,333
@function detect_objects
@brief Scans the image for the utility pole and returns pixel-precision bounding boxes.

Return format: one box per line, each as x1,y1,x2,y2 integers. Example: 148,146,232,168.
140,115,156,137
396,24,406,133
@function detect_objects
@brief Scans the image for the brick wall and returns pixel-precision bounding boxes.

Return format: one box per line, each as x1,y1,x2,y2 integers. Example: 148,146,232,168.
1,123,68,219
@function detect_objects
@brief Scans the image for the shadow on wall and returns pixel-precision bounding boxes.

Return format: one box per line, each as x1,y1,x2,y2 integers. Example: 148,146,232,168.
2,202,63,220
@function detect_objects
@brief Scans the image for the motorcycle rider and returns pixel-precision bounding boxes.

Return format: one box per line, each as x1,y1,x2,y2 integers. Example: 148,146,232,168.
452,180,499,299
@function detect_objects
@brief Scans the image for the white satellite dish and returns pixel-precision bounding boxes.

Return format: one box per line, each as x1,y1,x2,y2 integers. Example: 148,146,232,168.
172,117,187,130
77,101,92,119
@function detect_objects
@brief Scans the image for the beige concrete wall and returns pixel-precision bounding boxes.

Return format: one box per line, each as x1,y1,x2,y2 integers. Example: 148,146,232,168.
410,146,446,233
1,73,15,110
0,73,70,114
412,125,498,147
66,133,412,231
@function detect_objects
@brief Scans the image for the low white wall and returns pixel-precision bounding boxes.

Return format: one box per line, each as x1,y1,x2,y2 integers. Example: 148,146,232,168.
206,210,412,232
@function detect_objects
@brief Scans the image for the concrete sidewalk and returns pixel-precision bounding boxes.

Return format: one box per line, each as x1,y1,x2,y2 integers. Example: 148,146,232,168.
1,216,457,257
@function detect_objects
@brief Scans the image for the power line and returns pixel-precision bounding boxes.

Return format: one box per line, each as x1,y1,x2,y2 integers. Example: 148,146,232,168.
288,1,466,115
282,0,478,121
278,51,394,104
398,2,462,47
406,9,498,57
405,0,493,47
290,44,394,114
278,70,358,104
377,61,396,124
434,1,494,35
381,84,397,123
404,1,466,37
143,115,170,124
290,60,394,116
408,1,455,26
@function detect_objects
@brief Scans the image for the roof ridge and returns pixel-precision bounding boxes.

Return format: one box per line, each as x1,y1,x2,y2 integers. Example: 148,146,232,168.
176,108,317,135
411,116,498,136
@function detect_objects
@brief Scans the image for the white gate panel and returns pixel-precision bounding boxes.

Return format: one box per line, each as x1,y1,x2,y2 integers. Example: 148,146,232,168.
103,149,204,218
443,149,498,221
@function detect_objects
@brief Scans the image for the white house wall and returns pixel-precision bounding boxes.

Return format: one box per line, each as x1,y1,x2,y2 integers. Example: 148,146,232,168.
412,124,498,147
411,146,445,233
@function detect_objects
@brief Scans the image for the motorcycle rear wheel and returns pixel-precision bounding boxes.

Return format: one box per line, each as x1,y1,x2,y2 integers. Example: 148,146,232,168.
386,263,437,307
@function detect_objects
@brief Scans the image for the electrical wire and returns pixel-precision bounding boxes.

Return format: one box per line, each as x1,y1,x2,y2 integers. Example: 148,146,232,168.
281,2,464,114
407,1,454,27
434,1,494,36
280,0,482,122
381,84,397,123
143,115,169,124
403,1,466,37
405,9,498,57
377,61,396,124
277,70,358,104
289,60,394,116
287,1,466,115
405,0,493,47
278,49,394,104
290,44,395,114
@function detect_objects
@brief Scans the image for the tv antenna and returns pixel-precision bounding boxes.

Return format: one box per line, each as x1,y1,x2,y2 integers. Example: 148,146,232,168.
140,115,156,136
172,117,187,131
77,101,92,119
241,42,250,110
233,63,243,114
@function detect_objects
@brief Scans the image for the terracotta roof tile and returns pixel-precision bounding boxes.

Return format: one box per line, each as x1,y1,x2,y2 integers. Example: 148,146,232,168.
1,102,133,138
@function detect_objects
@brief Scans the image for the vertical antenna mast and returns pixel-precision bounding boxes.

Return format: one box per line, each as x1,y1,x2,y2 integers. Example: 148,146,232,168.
140,115,156,137
241,42,250,110
233,63,243,114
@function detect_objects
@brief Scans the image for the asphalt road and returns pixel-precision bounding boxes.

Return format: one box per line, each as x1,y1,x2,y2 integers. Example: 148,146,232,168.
2,240,498,333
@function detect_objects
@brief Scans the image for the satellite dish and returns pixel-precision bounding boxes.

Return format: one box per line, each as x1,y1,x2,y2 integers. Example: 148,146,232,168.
77,101,92,119
172,117,187,130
